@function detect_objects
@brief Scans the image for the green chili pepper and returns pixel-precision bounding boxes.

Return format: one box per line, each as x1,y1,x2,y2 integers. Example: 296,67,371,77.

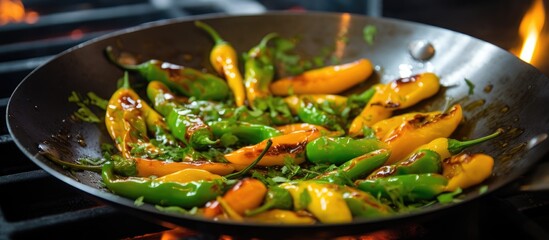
367,149,442,179
341,186,393,218
244,186,293,216
146,81,217,150
244,33,277,107
105,46,229,101
306,136,387,165
316,149,390,185
100,140,273,208
297,100,344,131
102,162,228,208
355,173,448,202
166,106,217,150
209,120,282,145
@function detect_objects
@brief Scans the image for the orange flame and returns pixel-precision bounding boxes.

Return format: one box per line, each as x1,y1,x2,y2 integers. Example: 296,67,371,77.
0,0,39,25
518,0,545,63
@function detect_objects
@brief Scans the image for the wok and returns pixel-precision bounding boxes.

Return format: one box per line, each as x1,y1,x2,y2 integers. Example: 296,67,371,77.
6,12,549,239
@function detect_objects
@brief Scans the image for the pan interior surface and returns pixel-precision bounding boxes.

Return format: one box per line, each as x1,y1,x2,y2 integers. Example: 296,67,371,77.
6,12,549,238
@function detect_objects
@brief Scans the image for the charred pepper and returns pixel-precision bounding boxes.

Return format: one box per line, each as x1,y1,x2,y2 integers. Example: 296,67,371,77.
224,129,322,166
349,72,440,136
315,149,390,185
245,186,293,216
280,181,353,223
341,186,394,218
146,81,217,150
244,33,278,107
367,149,442,179
443,153,494,191
306,136,387,165
196,21,246,107
105,46,229,101
270,58,373,96
382,104,463,164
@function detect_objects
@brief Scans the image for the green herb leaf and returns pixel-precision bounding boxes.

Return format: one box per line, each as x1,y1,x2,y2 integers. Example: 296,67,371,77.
479,185,488,194
155,205,197,215
87,92,108,110
363,25,377,45
465,78,475,95
134,196,145,206
437,188,463,204
298,189,311,210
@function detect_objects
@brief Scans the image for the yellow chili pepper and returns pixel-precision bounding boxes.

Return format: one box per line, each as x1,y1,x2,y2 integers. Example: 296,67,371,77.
134,157,235,177
155,168,222,183
371,112,426,140
224,129,322,166
245,209,316,224
349,72,441,136
270,58,373,96
196,21,246,107
280,181,352,223
382,104,463,165
106,74,167,158
283,94,348,114
443,153,494,191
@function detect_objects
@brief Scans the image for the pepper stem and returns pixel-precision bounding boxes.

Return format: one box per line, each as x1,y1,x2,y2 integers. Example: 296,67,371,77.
104,46,139,70
244,201,274,216
41,151,102,172
225,139,273,179
120,71,131,89
195,21,226,45
257,33,278,51
448,128,504,154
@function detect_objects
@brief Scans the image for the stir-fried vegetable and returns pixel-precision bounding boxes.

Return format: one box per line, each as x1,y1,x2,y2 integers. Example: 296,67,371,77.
46,22,504,225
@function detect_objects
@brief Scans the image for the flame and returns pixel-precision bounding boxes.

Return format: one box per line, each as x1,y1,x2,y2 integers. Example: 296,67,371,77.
0,0,39,25
518,0,545,63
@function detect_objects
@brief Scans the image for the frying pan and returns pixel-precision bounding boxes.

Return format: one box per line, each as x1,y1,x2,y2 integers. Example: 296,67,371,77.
6,12,549,239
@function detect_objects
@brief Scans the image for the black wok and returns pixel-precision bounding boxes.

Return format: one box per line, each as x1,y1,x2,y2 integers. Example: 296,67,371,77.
6,12,549,239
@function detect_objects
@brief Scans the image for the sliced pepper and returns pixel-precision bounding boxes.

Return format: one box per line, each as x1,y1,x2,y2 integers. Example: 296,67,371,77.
349,72,441,136
196,21,246,107
270,58,373,96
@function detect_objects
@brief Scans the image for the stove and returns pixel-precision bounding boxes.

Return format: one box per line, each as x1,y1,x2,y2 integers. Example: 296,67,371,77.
1,0,549,239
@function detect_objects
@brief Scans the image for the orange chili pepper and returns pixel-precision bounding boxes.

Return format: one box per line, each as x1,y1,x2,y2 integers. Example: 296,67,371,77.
275,123,329,134
270,58,373,96
134,158,235,177
224,129,322,166
203,178,267,218
349,72,440,136
382,104,463,165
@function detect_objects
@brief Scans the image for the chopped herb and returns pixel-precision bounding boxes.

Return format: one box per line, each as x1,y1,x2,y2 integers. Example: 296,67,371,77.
87,92,108,110
68,91,103,123
134,196,145,206
298,189,311,210
155,205,197,215
363,25,377,45
437,188,463,204
465,78,475,95
479,185,488,194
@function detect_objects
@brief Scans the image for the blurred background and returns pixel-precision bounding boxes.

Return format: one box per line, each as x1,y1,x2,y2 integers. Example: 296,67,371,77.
1,0,549,239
